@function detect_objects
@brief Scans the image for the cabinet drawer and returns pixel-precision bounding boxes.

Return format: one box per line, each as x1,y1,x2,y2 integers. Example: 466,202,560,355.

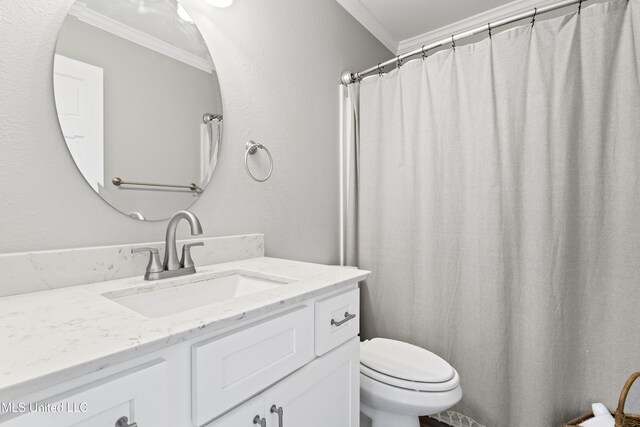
0,360,168,427
314,288,359,356
192,305,314,426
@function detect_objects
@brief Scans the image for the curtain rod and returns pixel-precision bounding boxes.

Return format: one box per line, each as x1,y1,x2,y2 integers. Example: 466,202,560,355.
341,0,592,85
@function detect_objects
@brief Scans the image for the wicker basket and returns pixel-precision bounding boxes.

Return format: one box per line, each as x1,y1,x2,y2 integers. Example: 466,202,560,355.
615,372,640,427
562,372,640,427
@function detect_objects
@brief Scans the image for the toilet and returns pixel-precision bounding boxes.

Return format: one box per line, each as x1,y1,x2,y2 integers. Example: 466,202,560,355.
359,338,463,427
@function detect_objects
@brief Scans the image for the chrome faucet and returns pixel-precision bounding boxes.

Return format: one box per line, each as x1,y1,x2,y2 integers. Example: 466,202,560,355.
163,210,203,270
132,210,204,281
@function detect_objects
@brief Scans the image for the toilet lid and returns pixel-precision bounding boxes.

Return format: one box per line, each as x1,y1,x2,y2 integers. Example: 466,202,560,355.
360,338,455,383
360,364,460,392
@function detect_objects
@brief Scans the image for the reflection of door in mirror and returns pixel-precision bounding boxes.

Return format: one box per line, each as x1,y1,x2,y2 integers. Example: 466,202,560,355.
53,55,104,192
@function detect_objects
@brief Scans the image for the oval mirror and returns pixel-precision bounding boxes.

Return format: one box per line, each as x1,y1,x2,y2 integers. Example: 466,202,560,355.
53,0,222,221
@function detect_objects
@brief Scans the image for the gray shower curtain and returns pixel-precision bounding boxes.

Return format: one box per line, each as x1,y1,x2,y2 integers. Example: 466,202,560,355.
346,1,640,426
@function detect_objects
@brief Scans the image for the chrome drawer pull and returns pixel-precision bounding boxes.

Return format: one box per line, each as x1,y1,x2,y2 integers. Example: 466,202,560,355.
253,415,267,427
270,405,284,427
331,312,356,327
115,416,137,427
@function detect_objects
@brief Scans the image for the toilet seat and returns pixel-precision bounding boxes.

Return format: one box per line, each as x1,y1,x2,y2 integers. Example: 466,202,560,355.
360,338,460,392
361,364,460,392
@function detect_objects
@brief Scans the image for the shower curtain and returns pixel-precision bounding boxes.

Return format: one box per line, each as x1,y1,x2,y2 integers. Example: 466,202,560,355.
345,1,640,426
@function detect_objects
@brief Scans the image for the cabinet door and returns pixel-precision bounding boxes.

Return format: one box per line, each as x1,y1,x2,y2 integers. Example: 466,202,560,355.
262,337,359,427
192,305,314,425
1,361,168,427
205,396,264,427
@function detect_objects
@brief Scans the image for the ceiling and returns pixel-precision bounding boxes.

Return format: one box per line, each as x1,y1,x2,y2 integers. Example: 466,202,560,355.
336,0,555,54
69,0,213,68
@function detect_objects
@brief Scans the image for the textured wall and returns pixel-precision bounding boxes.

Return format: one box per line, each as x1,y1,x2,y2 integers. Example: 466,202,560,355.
0,0,389,263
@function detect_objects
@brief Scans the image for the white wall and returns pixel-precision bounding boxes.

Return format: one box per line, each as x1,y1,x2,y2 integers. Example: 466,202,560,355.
0,0,390,264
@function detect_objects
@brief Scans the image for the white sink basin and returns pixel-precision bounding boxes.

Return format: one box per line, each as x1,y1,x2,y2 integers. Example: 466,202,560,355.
103,270,296,318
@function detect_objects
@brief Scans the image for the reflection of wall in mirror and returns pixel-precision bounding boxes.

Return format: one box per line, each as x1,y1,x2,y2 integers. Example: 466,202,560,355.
55,15,221,219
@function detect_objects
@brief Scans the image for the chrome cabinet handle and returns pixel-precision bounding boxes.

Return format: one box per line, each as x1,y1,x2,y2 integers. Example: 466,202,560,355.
331,312,356,327
115,416,137,427
253,415,266,427
180,241,204,269
270,405,284,427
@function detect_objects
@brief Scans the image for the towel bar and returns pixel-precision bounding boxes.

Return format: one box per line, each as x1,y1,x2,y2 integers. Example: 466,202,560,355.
112,177,202,193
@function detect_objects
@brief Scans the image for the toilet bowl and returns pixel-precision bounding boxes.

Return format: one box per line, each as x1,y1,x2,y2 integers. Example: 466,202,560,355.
360,338,462,427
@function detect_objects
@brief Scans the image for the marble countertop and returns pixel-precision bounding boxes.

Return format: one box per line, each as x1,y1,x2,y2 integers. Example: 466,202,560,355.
0,257,369,401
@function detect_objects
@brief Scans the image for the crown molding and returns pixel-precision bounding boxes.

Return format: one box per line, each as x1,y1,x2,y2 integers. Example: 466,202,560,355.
397,0,559,54
335,0,398,53
69,2,214,73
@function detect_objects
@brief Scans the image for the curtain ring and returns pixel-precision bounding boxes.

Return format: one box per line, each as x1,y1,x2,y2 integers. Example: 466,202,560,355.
578,0,583,14
451,35,456,51
488,22,492,38
355,72,362,83
531,7,537,26
421,45,428,59
377,63,383,77
396,55,403,68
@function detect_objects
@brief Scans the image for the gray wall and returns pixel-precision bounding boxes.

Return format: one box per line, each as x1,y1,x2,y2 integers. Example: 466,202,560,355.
56,17,221,220
0,0,390,264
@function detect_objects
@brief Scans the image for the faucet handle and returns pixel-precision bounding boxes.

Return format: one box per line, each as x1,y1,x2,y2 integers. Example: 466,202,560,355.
180,242,204,269
131,247,163,274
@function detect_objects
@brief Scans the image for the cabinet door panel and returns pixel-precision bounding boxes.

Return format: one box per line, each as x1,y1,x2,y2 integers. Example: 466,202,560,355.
263,337,359,427
1,360,168,427
205,396,264,427
193,306,314,425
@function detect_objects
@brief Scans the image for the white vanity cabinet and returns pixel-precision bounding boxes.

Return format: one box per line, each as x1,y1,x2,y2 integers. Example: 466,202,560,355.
0,285,361,427
200,288,360,426
262,337,360,427
206,396,266,426
192,306,315,424
1,361,168,427
207,337,359,427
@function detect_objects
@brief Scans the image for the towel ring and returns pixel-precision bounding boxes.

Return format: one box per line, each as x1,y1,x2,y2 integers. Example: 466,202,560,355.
245,141,273,182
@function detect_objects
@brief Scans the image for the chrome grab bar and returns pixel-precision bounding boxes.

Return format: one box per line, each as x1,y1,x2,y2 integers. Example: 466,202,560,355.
112,177,202,193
